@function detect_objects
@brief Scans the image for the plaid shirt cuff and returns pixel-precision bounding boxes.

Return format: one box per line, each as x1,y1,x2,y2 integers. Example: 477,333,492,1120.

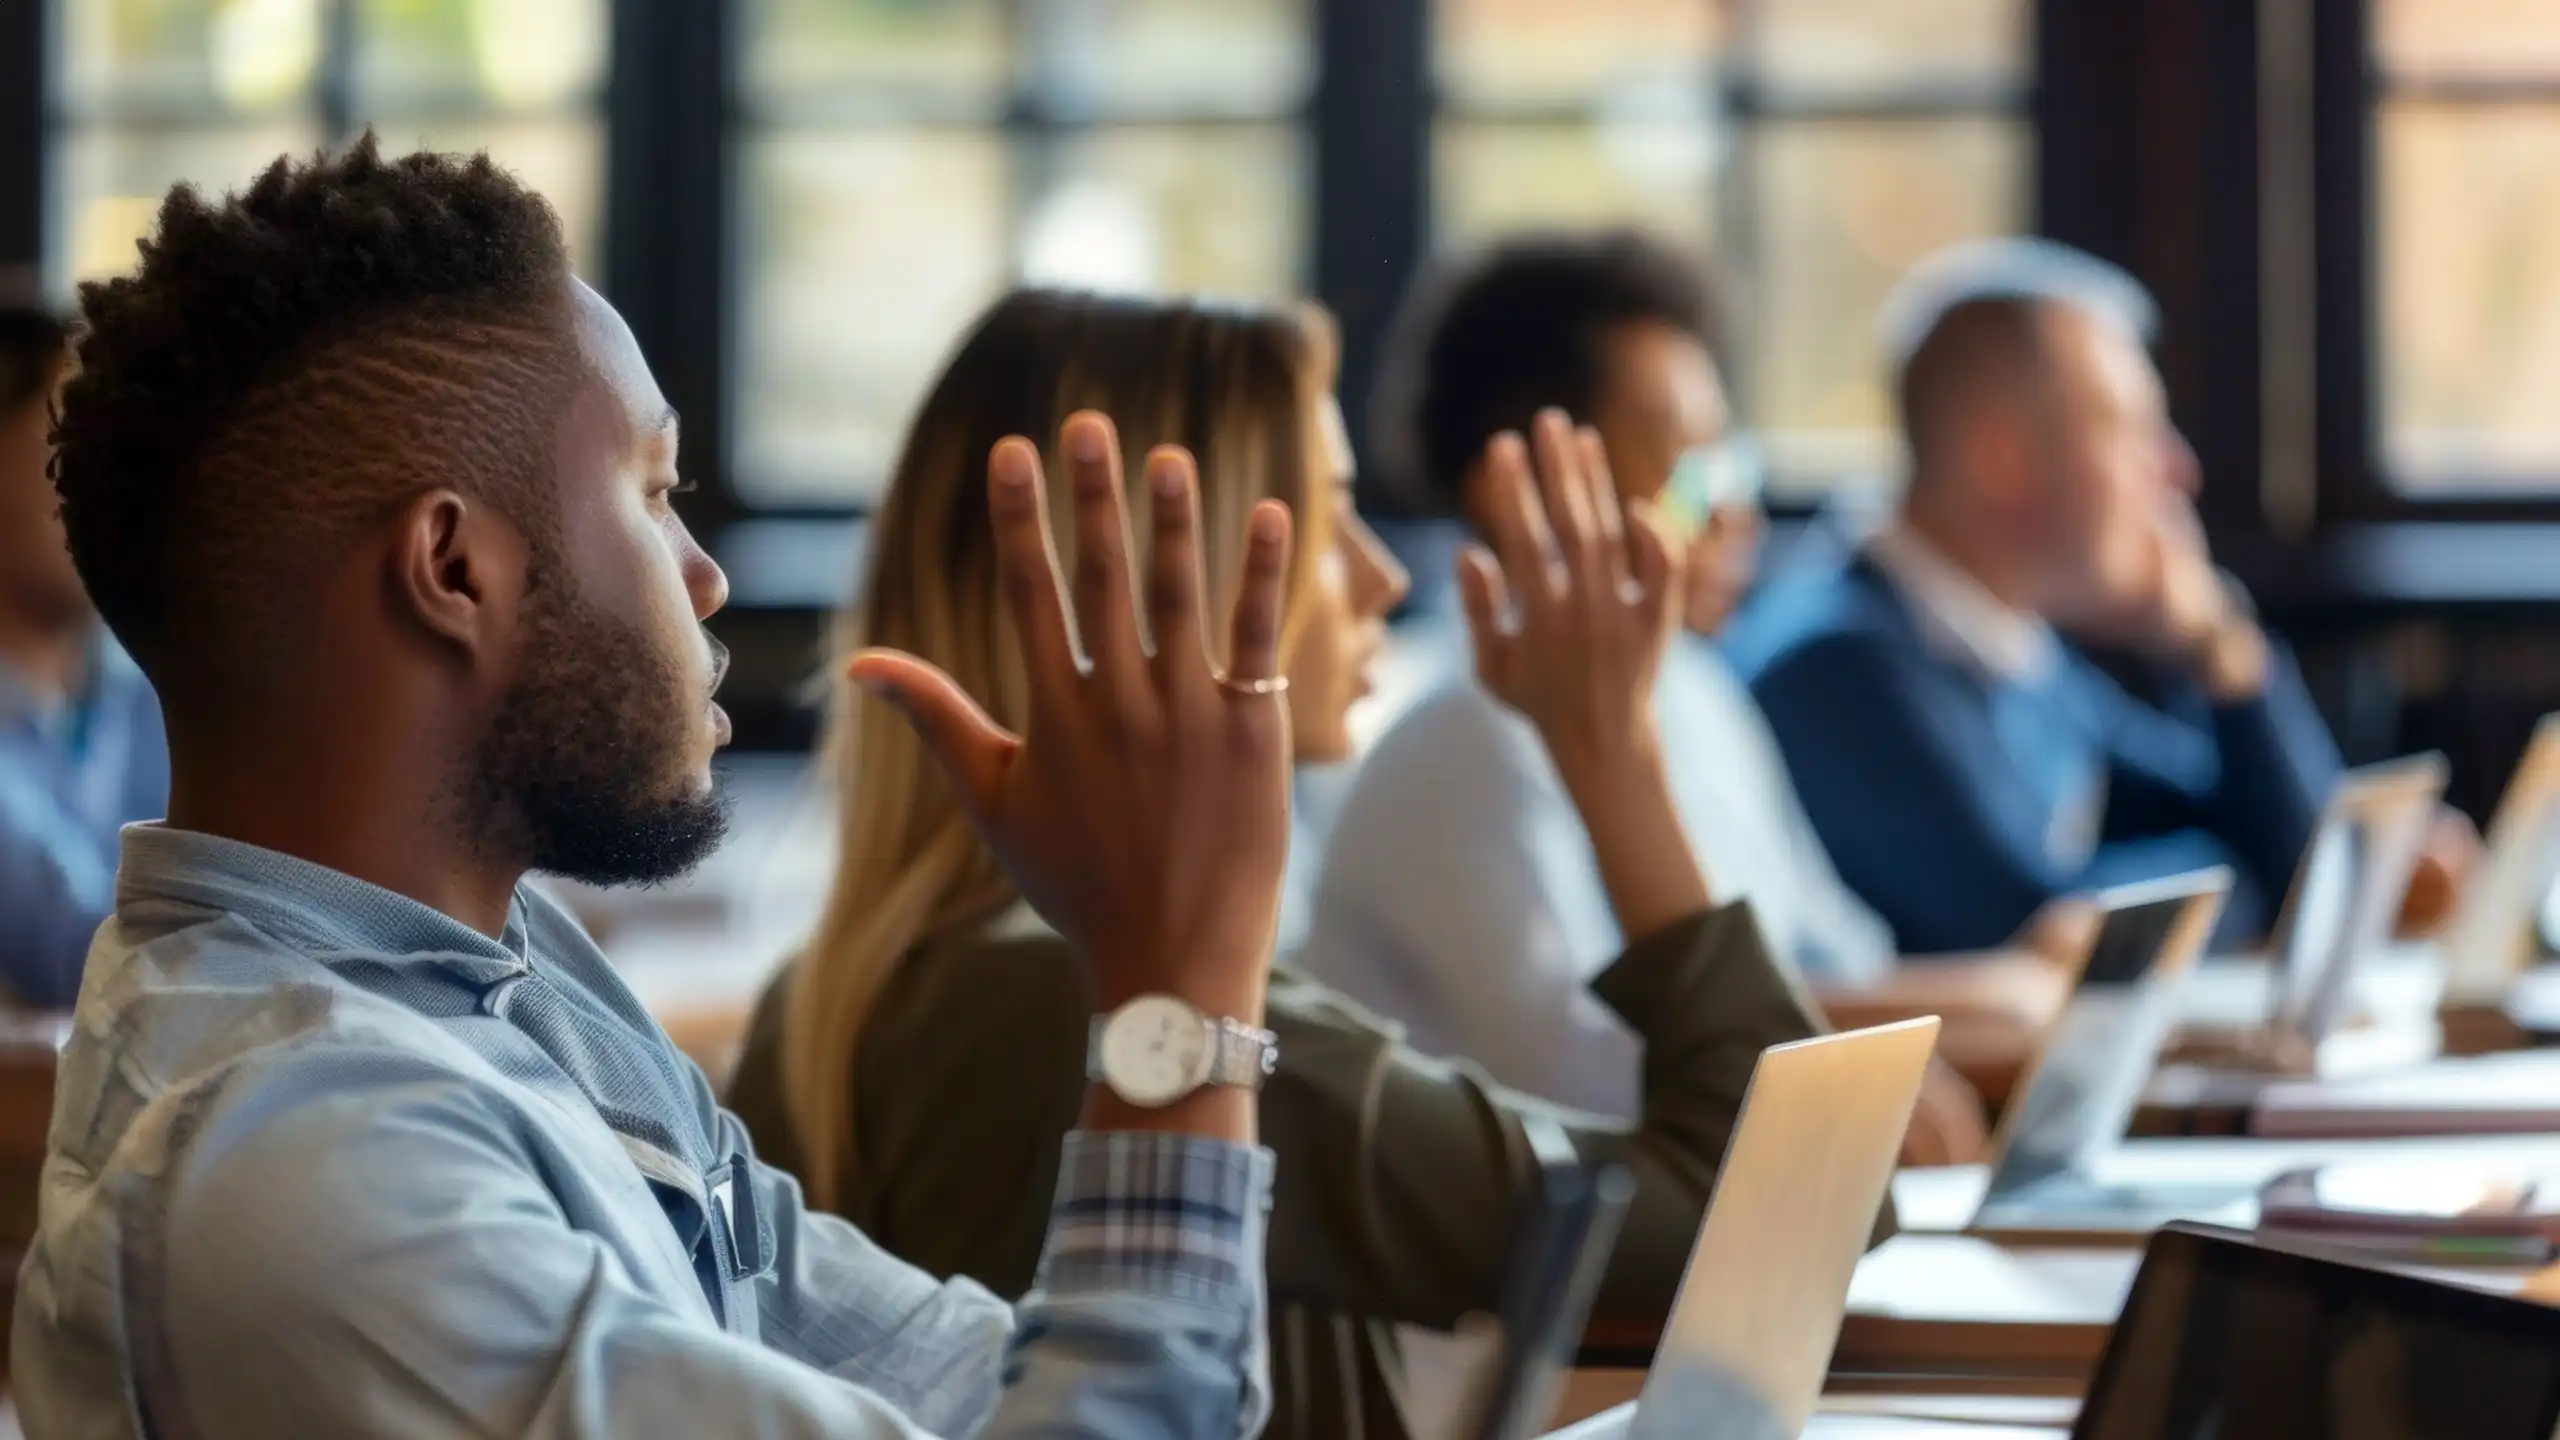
1036,1131,1275,1308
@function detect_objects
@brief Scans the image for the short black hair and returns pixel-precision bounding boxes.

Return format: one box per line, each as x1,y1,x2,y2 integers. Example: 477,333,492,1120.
0,307,68,413
1372,230,1721,516
53,133,575,686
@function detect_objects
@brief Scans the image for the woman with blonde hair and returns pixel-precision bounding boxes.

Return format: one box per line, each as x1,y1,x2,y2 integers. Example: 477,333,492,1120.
726,288,1867,1439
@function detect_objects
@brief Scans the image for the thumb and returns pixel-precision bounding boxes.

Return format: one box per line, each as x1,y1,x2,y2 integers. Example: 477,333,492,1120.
847,648,1018,816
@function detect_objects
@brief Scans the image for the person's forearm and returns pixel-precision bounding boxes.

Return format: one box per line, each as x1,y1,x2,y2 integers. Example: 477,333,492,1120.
1587,903,1843,1314
1550,739,1714,942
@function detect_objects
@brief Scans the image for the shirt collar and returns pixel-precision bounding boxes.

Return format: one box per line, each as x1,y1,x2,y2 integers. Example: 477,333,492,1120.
1865,518,2060,682
115,824,533,984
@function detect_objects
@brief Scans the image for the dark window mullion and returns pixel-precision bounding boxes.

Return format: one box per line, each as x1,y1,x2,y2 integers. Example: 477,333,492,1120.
318,0,357,145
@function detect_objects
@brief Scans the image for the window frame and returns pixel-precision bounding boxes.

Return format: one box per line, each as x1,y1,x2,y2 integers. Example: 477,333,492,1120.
718,1,1323,518
39,1,610,293
2314,0,2560,523
1431,37,2037,507
14,0,2058,570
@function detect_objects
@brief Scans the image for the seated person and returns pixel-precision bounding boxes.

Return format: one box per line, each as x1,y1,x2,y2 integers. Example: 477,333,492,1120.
19,139,1280,1438
1724,239,2344,955
1303,233,2055,1132
722,291,1868,1440
0,281,166,1008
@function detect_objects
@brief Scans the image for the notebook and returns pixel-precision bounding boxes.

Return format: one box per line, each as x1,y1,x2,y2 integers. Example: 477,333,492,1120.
2251,1047,2560,1139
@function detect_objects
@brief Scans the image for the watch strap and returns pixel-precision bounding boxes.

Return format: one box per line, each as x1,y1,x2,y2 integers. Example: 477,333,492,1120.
1207,1016,1280,1092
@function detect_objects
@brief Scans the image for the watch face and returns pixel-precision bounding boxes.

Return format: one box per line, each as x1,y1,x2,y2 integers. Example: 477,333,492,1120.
1100,996,1211,1107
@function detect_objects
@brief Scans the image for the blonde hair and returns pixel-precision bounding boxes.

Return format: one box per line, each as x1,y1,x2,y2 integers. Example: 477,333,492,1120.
783,289,1338,1208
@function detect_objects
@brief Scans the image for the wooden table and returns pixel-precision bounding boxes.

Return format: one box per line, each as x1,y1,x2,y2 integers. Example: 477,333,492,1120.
1583,1234,2140,1389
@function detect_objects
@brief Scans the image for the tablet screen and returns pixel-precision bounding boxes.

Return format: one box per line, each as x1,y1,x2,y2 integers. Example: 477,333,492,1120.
2077,1228,2560,1440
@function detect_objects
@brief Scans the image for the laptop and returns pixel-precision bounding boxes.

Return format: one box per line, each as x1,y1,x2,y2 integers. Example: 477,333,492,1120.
1965,870,2239,1239
2443,714,2560,1005
1445,1116,1635,1440
2179,753,2449,1061
2071,1221,2560,1439
1533,1018,1941,1440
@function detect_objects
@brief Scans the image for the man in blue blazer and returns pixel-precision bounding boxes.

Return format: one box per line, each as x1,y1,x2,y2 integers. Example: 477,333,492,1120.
1725,241,2343,953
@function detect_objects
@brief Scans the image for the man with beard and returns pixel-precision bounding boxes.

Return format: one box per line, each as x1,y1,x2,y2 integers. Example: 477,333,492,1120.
0,273,167,1007
17,138,1286,1439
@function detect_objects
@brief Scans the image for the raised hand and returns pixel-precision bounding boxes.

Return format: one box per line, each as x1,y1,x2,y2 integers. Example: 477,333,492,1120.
1460,409,1709,940
847,411,1293,1026
2075,494,2268,700
1458,408,1681,779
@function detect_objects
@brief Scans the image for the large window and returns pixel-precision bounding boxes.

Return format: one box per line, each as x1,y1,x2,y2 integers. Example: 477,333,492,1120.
49,0,609,293
1433,0,2031,496
2371,0,2560,492
34,1,2040,514
731,0,1315,505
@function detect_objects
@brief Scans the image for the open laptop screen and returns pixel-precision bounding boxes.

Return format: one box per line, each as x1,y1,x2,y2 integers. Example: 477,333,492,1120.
2266,753,2447,1045
1980,872,2227,1202
2076,1224,2560,1440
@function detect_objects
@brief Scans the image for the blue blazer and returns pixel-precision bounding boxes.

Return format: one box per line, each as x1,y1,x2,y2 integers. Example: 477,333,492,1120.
1723,546,2342,954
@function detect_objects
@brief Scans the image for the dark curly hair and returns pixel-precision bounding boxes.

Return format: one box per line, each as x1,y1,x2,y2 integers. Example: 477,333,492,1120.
52,133,578,687
1370,229,1723,517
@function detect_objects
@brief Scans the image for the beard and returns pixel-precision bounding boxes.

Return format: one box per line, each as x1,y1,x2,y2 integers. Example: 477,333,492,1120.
468,576,732,887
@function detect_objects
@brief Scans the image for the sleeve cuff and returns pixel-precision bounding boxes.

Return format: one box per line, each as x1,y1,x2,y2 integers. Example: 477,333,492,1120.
1035,1131,1275,1308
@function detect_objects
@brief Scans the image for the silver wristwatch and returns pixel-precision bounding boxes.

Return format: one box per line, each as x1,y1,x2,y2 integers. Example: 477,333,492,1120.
1086,993,1279,1108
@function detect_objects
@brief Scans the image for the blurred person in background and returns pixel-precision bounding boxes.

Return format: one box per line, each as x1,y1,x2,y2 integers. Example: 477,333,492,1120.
1727,238,2469,956
1305,232,2072,1155
0,269,168,1010
725,288,1881,1440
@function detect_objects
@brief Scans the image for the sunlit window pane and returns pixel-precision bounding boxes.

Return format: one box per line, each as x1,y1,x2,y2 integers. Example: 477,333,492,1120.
736,133,1011,503
2375,0,2560,82
1435,0,1725,111
743,0,1010,113
1747,0,2026,91
1434,120,1722,251
365,122,607,277
2377,104,2560,488
54,125,323,290
61,0,322,115
351,0,608,110
1022,0,1313,118
1020,128,1304,297
1747,117,2026,489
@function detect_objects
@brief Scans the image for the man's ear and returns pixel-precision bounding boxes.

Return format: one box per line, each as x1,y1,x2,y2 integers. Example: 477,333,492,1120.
389,489,527,658
1965,402,2038,512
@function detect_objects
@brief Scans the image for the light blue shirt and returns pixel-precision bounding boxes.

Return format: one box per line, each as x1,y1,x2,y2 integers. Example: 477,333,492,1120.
1302,626,1892,1118
15,825,1273,1438
0,635,166,1008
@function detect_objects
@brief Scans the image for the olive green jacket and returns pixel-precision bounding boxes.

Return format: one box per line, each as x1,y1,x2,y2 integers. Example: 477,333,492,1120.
727,901,1888,1440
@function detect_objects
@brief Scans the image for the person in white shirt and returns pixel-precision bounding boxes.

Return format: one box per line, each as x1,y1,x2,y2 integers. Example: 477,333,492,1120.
1305,232,2070,1157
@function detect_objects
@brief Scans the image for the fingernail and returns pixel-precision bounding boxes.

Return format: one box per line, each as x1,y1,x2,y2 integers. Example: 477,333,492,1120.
990,440,1034,492
1067,417,1108,463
